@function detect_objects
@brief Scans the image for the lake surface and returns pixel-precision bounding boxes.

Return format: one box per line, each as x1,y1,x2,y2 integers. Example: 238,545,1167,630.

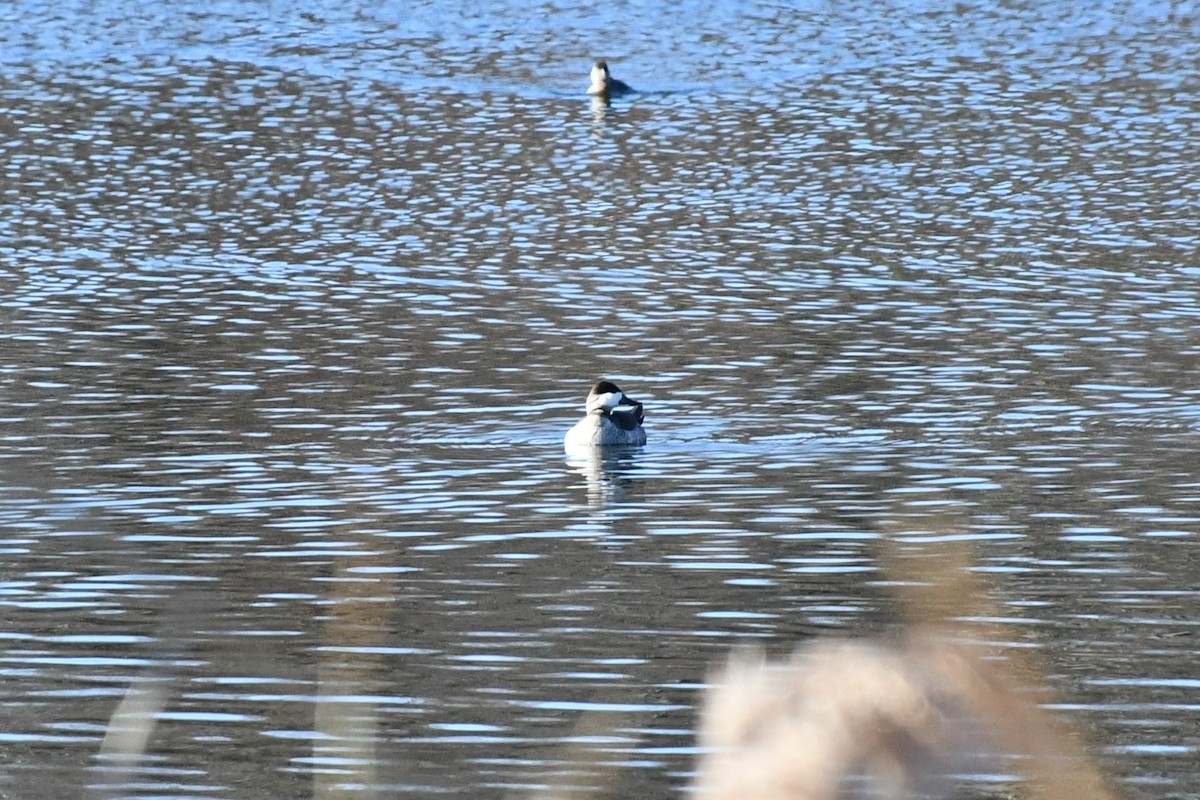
2,0,1199,797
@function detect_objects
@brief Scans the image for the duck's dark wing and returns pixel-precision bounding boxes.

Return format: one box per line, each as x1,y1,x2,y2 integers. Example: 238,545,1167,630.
609,402,644,430
607,78,635,96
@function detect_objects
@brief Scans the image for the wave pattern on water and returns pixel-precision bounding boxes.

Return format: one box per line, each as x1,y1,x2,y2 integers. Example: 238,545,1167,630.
1,0,1199,797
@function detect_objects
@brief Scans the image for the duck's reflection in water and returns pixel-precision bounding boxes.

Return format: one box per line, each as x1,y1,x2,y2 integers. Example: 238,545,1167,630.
564,445,645,508
590,94,609,120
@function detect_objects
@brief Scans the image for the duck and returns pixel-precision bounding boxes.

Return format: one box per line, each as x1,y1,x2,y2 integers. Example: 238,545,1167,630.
564,380,647,448
587,60,635,98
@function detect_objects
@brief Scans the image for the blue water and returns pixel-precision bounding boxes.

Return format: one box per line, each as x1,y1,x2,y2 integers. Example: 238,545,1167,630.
1,0,1198,797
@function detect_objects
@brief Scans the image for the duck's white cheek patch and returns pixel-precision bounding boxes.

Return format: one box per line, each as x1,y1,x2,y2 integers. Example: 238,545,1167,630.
588,392,618,412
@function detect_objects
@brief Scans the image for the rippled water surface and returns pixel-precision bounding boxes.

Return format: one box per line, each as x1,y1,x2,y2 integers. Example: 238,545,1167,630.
2,0,1200,797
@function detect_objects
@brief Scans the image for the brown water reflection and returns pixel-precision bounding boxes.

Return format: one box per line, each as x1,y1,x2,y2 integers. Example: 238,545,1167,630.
2,0,1199,797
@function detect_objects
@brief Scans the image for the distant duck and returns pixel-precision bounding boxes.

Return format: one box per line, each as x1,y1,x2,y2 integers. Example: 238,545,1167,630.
564,380,647,448
587,60,635,98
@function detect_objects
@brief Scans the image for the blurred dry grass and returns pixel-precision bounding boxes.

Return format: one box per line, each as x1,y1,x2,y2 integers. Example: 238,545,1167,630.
693,521,1119,800
90,518,1118,800
694,628,1116,800
90,592,208,800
